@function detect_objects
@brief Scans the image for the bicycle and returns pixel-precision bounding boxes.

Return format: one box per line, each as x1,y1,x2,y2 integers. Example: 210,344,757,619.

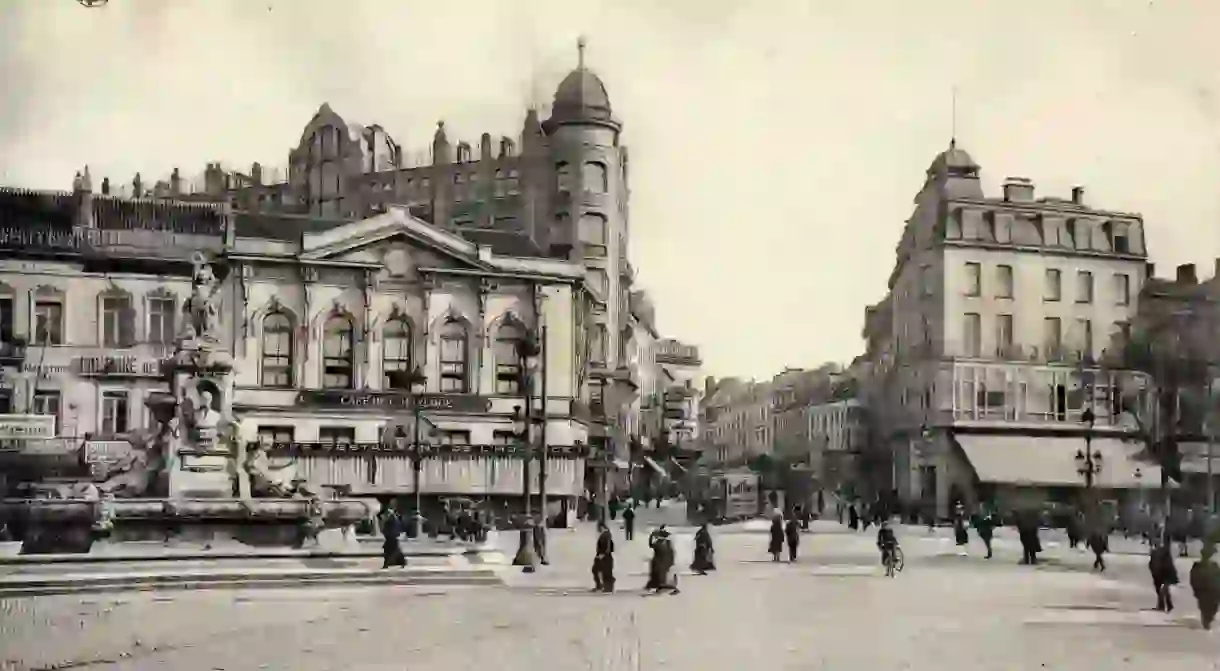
882,546,905,577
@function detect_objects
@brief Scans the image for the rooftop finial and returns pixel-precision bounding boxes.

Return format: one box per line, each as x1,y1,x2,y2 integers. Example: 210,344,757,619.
577,36,587,69
950,84,958,148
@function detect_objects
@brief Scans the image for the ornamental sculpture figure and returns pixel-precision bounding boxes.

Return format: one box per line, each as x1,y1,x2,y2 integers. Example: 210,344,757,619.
192,390,221,450
181,254,223,343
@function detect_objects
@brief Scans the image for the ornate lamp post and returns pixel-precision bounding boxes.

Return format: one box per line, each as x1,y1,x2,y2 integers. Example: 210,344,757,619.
511,331,541,572
395,366,432,535
1075,407,1103,488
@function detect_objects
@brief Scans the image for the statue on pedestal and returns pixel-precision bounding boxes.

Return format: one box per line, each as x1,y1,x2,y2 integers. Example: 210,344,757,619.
244,442,302,498
181,253,223,346
191,390,222,451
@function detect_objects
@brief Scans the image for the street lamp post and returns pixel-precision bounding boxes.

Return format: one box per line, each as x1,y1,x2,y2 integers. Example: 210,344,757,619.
395,366,432,536
511,331,541,572
1075,407,1103,531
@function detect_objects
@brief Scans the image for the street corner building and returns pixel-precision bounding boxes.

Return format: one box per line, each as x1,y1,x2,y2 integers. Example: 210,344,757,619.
0,43,697,520
856,140,1169,519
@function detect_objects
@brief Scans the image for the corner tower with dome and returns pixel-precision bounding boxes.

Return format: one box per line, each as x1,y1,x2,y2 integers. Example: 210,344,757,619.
857,138,1152,520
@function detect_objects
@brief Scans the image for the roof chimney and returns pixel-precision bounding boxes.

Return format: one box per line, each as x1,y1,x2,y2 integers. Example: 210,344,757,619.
170,168,181,196
74,166,95,228
1146,262,1156,278
1214,258,1220,281
1176,263,1197,284
1071,186,1085,205
1002,177,1035,202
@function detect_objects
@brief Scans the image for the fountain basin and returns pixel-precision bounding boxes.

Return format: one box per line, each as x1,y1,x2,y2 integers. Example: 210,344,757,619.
0,497,376,555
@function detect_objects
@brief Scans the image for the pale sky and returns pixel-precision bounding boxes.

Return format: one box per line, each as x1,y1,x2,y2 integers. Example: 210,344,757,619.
2,0,1219,380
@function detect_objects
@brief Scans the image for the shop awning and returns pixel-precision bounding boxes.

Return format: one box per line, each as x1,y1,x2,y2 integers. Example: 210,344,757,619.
669,457,688,474
954,434,1163,489
642,455,668,478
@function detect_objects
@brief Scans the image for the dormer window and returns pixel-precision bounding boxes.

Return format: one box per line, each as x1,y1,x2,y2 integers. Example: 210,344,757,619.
1109,221,1130,254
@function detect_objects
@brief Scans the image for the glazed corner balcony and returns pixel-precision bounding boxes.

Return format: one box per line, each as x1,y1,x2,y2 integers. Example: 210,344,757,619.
653,341,702,367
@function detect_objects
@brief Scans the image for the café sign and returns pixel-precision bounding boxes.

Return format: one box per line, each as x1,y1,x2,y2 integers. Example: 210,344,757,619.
0,414,56,440
76,356,162,378
296,391,492,414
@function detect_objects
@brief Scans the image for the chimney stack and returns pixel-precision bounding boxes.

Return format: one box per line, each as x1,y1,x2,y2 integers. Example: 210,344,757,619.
1176,263,1198,284
251,162,263,186
1071,186,1085,205
101,177,110,196
133,173,144,198
1213,258,1220,281
1002,177,1035,202
170,168,181,196
1146,262,1156,278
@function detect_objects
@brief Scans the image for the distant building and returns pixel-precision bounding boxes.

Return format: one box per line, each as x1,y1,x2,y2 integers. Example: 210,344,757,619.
860,140,1160,516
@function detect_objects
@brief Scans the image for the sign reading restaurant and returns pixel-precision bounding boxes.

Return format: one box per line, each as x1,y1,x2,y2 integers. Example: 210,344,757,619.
295,390,492,414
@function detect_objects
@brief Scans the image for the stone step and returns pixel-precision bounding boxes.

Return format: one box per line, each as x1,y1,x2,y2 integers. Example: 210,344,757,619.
0,566,503,597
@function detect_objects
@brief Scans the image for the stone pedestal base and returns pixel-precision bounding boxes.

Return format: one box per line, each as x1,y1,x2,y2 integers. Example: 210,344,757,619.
169,451,234,499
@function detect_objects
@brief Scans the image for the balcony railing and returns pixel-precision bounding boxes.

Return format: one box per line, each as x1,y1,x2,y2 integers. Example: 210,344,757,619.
257,442,591,457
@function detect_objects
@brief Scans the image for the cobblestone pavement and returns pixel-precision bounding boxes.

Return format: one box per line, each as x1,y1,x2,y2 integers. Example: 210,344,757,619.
3,523,1219,670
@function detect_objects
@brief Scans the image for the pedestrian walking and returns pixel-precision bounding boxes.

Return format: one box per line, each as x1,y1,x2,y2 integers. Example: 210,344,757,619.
1088,528,1108,572
380,507,406,569
1066,510,1082,550
768,516,784,562
622,505,636,541
648,527,679,595
785,516,801,562
953,503,969,547
1017,509,1041,566
973,508,996,559
691,522,716,575
645,525,665,590
1190,540,1220,629
848,504,859,531
1150,534,1179,612
532,514,548,565
861,504,873,532
592,522,615,592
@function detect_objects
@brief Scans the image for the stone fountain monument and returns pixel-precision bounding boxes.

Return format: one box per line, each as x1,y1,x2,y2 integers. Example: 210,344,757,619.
2,254,373,554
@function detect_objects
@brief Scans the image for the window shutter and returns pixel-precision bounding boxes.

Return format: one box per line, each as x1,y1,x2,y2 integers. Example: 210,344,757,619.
119,304,136,347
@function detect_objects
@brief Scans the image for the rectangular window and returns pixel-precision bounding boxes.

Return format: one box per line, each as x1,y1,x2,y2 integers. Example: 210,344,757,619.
32,391,61,435
964,262,981,296
996,265,1014,299
101,296,134,347
0,389,11,414
147,297,176,344
0,296,13,343
34,301,63,345
996,314,1014,356
1076,271,1093,303
1044,269,1061,302
1043,318,1062,359
1076,318,1093,358
439,335,468,393
963,312,982,357
437,430,471,445
100,391,129,436
318,427,355,445
492,430,516,445
1113,273,1130,306
258,425,294,445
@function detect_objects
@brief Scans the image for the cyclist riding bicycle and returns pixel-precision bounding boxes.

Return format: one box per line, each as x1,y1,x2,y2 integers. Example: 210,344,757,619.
876,520,899,566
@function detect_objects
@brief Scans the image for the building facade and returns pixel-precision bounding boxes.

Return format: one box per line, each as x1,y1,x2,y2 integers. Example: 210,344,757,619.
0,184,600,515
861,141,1161,517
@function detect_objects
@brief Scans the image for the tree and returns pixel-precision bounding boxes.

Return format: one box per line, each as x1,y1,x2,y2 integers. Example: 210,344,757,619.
1105,307,1216,514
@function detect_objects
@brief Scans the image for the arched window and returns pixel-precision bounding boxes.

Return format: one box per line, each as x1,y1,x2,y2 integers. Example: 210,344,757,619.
438,320,468,393
556,162,572,193
494,322,523,395
322,315,355,389
382,317,413,389
583,161,608,194
261,312,294,387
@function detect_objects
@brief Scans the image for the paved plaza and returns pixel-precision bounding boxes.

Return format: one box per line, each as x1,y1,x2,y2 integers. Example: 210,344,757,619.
2,519,1219,670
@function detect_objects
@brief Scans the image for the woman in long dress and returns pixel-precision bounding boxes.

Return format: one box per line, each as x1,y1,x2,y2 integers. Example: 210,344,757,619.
768,516,784,562
691,523,716,575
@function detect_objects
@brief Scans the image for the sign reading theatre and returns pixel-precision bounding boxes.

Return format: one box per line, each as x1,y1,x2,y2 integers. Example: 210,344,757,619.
295,391,492,414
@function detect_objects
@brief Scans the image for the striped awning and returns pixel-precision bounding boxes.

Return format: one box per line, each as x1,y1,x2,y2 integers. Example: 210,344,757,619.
642,455,668,478
669,457,688,473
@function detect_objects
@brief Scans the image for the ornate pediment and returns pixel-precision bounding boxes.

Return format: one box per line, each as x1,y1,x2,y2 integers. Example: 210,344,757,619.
298,207,492,272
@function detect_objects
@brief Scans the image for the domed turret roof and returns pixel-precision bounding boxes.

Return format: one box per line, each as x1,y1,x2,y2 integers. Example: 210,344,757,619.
545,38,619,131
927,139,979,175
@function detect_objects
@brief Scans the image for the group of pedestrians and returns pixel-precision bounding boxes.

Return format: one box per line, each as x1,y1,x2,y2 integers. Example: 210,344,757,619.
767,512,803,562
589,502,717,595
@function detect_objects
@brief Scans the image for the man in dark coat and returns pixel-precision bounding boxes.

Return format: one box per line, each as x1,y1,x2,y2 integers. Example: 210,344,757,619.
1066,510,1083,550
1150,534,1179,612
848,504,860,531
650,528,679,594
645,525,665,589
592,522,615,592
691,523,715,575
953,503,969,547
380,508,406,569
532,514,548,565
1190,540,1219,629
1088,522,1109,572
973,508,996,559
785,516,801,562
622,504,636,541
